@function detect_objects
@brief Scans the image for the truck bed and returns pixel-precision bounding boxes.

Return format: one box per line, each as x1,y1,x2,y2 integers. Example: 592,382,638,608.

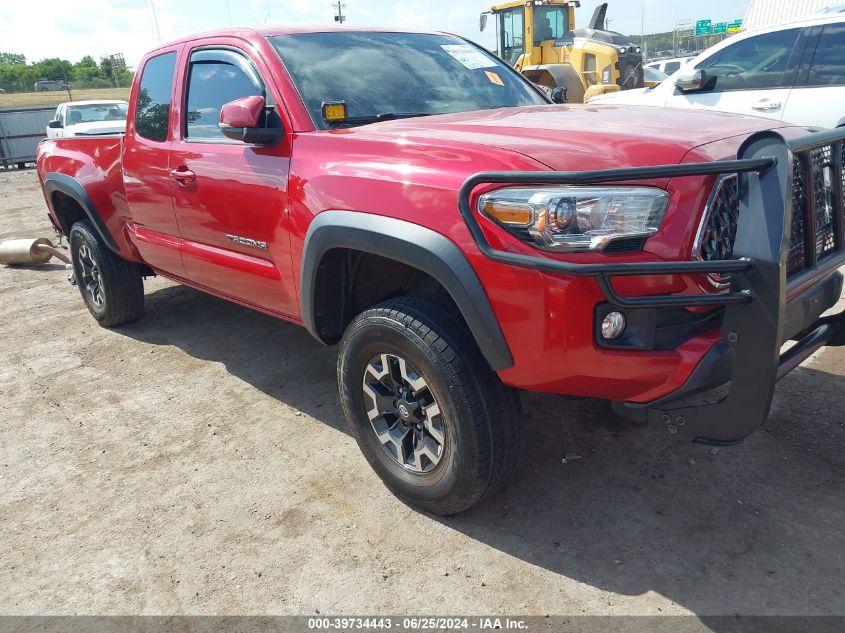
37,136,135,260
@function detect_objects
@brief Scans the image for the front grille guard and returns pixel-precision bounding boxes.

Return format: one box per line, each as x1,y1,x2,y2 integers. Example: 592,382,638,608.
458,129,845,443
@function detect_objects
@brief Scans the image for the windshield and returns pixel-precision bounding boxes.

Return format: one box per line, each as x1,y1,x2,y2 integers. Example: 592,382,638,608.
270,32,547,129
66,103,128,125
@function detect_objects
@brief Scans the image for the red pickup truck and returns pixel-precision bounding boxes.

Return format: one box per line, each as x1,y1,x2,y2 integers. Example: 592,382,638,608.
37,27,845,514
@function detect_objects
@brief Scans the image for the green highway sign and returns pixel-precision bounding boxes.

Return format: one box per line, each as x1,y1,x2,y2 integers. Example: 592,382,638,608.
695,18,741,37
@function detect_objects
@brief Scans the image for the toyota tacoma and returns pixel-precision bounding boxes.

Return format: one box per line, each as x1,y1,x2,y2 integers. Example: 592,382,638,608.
36,27,845,514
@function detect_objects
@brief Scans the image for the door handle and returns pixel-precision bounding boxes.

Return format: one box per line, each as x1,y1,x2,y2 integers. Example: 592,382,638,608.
170,167,196,183
751,99,782,111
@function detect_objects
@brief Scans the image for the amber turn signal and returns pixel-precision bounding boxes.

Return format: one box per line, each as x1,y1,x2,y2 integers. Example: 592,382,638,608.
481,201,533,226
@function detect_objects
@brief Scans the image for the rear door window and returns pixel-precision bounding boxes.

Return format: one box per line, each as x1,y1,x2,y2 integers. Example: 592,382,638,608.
664,61,681,74
806,22,845,86
135,52,177,142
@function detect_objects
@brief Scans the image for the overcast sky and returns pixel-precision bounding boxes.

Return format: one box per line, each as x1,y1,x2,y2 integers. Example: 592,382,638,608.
1,0,749,67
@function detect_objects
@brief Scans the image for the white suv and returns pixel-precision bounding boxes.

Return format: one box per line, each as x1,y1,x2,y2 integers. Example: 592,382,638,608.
589,12,845,129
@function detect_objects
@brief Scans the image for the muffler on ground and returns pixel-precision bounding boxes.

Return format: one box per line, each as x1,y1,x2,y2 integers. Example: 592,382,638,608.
0,238,71,265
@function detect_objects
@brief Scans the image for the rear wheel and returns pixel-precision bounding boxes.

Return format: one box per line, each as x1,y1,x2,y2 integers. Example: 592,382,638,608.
69,220,144,326
338,296,522,515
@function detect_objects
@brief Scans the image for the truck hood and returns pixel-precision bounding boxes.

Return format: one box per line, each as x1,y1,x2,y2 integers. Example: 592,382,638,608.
66,120,126,136
351,105,787,171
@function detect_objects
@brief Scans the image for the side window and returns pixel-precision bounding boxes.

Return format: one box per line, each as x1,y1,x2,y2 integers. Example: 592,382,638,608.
664,61,681,74
185,49,263,141
500,8,525,65
583,53,597,86
807,23,845,86
135,52,177,142
696,28,800,92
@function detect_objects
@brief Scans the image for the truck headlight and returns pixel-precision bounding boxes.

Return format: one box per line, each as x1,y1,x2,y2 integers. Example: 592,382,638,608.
601,65,612,84
478,186,669,252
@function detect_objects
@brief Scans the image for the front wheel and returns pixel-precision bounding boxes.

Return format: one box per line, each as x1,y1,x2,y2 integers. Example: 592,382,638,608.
338,296,522,515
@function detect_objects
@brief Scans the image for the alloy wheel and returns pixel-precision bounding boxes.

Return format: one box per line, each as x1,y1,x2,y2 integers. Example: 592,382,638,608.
362,353,446,473
77,243,105,309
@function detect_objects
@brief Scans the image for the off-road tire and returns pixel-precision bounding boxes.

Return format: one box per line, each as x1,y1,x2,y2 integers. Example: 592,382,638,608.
338,296,522,515
69,220,144,326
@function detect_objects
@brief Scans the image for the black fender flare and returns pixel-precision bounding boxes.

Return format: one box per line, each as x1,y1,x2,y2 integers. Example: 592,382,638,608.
301,210,514,371
43,172,119,253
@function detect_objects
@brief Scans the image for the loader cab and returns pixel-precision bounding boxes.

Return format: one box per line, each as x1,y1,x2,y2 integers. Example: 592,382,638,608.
484,0,576,69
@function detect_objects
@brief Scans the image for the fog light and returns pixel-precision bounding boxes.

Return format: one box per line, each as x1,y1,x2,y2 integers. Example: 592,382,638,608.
601,311,626,340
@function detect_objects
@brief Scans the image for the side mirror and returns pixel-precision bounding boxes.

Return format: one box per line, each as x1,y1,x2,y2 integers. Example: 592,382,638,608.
550,86,567,104
480,13,488,32
675,69,714,93
47,119,63,129
219,95,282,146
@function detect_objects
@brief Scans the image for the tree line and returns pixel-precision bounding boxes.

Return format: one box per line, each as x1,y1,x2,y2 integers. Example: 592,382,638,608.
0,52,134,93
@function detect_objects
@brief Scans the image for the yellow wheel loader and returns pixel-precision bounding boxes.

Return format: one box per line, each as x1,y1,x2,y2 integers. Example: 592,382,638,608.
480,1,644,103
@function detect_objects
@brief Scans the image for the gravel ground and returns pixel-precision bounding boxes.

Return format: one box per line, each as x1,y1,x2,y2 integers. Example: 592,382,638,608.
1,167,844,620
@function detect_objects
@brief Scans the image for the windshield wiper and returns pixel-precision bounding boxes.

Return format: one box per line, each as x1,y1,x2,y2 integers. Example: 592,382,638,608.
372,112,432,121
328,112,433,127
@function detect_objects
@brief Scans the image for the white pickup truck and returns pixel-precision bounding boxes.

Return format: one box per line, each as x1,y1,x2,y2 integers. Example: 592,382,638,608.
46,100,128,138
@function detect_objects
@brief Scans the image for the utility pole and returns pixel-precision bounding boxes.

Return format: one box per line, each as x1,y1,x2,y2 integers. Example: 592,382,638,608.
148,0,162,43
641,3,647,60
673,19,693,56
332,1,346,23
225,0,233,26
109,53,126,88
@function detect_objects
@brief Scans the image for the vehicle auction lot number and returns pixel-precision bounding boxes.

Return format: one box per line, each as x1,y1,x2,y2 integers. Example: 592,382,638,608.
308,617,528,630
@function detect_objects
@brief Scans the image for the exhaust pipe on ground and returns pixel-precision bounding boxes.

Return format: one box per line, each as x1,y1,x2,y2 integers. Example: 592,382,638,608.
0,238,71,266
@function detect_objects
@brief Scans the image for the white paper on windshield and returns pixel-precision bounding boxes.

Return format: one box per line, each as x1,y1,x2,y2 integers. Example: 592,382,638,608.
440,44,497,70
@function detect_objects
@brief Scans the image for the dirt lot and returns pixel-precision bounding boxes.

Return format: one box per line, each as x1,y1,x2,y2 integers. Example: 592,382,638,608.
1,167,844,620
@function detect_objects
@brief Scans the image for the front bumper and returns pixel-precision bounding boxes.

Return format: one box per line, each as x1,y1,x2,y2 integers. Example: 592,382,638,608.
459,128,845,444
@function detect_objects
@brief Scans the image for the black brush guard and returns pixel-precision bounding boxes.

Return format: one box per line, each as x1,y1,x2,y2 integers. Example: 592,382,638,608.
458,129,845,444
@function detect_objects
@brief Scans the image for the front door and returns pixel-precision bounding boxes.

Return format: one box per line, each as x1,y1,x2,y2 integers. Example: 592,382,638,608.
665,27,803,122
168,43,296,317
